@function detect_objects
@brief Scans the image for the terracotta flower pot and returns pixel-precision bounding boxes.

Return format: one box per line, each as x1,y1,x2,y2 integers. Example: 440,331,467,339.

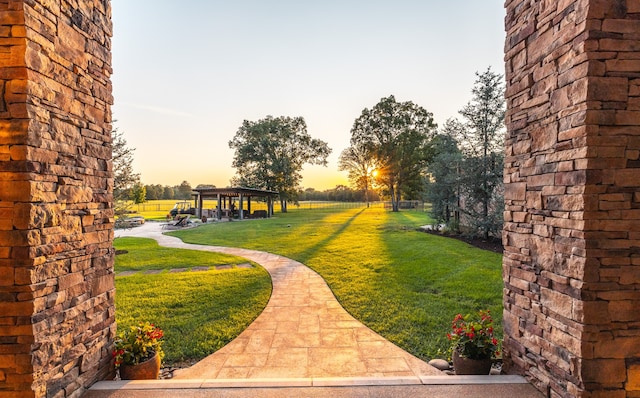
119,352,161,380
452,350,492,375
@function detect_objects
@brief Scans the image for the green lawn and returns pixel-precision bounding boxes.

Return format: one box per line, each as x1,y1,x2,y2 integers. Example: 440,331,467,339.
114,238,272,364
114,237,252,271
169,207,503,360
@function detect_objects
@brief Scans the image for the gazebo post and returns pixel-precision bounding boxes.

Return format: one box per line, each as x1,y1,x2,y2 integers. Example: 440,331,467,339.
217,194,222,220
239,194,244,220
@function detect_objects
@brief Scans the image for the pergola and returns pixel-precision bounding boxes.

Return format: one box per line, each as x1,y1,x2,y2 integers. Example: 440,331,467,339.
192,187,279,220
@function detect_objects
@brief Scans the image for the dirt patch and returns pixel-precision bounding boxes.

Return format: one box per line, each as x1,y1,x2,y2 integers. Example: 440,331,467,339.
419,229,503,254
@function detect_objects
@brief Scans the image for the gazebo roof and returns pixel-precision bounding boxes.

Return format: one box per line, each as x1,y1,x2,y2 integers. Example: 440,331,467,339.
192,187,279,198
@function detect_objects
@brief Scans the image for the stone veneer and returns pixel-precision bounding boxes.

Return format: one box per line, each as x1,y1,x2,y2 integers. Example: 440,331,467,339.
2,0,640,397
503,1,640,397
0,1,114,397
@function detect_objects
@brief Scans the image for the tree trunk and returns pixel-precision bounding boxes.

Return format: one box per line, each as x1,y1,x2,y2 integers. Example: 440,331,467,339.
390,186,399,212
280,199,288,213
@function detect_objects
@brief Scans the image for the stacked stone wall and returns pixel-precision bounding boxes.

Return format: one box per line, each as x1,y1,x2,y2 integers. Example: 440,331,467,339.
0,1,114,397
504,0,640,397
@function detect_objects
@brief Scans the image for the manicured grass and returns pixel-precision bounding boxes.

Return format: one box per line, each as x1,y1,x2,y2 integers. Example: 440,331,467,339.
114,237,249,271
114,238,272,364
169,207,503,360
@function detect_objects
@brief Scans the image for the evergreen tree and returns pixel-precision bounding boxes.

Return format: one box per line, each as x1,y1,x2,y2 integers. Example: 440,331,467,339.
426,134,462,229
111,127,141,220
112,127,140,202
445,68,505,239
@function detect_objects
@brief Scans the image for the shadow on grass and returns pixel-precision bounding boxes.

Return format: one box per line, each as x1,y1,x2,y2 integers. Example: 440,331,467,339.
294,208,367,264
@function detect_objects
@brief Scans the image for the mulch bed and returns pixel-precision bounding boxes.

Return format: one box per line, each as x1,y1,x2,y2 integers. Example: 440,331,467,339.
419,229,503,254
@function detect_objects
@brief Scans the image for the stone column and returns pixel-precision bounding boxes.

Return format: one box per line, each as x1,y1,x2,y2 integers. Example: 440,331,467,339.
0,1,114,397
504,1,640,397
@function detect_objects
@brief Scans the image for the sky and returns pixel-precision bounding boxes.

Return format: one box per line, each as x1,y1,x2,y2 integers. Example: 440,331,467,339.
111,1,506,190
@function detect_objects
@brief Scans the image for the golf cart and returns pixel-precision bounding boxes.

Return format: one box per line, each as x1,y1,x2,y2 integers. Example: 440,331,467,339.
169,201,196,218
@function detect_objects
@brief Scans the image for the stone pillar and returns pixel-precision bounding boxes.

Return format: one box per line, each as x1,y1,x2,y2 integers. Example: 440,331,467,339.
504,1,640,397
0,1,114,397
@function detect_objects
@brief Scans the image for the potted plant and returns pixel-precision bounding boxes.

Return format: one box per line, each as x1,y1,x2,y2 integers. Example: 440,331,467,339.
113,322,164,380
447,310,500,375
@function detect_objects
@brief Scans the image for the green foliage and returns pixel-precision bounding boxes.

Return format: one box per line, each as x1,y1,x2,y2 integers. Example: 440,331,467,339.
163,186,174,200
434,68,505,239
298,186,380,202
229,115,331,211
348,95,437,212
114,238,272,364
114,237,248,271
426,135,462,228
114,322,164,366
112,126,140,202
131,183,146,204
112,126,142,221
459,154,504,238
176,180,193,200
170,207,503,360
338,145,379,205
447,310,499,360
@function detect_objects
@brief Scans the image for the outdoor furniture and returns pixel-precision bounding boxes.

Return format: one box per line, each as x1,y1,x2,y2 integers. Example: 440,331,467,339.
252,210,268,218
162,215,191,229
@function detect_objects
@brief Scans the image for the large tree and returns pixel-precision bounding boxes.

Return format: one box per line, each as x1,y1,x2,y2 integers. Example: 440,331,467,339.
229,115,331,212
445,67,505,239
349,95,437,212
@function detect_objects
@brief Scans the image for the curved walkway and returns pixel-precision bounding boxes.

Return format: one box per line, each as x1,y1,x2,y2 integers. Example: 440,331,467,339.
115,222,441,380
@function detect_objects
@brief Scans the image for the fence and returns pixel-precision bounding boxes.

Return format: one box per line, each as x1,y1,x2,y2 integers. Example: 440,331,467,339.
132,200,427,215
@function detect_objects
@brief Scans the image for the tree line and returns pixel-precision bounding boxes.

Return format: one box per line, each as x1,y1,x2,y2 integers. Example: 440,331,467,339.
111,132,196,205
114,68,505,239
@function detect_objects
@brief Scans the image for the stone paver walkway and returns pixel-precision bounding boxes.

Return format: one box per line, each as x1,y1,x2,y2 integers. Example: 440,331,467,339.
115,223,442,379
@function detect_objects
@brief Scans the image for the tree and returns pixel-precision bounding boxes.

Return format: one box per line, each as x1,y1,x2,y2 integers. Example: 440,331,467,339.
176,181,192,200
196,183,216,189
229,115,331,212
112,127,140,202
144,184,164,201
130,183,146,204
349,95,437,212
162,186,174,200
112,127,141,219
425,134,463,229
338,144,378,207
445,67,505,239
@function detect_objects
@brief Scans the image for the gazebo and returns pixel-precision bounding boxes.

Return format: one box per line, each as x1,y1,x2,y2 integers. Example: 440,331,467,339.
192,187,279,220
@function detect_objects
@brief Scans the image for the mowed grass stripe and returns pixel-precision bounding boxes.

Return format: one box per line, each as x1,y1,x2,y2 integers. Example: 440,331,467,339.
114,238,272,364
170,207,503,360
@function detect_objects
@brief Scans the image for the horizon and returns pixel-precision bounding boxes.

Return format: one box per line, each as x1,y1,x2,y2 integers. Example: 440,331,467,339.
111,1,506,191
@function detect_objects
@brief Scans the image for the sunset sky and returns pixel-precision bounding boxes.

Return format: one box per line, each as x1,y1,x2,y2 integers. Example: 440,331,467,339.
111,1,506,190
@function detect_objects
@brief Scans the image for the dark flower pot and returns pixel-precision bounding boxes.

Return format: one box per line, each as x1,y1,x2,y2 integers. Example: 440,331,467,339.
119,352,161,380
453,350,492,375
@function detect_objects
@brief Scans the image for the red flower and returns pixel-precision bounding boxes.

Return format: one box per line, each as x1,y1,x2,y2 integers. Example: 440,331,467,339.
447,310,500,360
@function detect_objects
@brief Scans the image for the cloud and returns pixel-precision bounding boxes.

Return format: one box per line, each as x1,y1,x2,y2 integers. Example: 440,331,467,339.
120,102,194,118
